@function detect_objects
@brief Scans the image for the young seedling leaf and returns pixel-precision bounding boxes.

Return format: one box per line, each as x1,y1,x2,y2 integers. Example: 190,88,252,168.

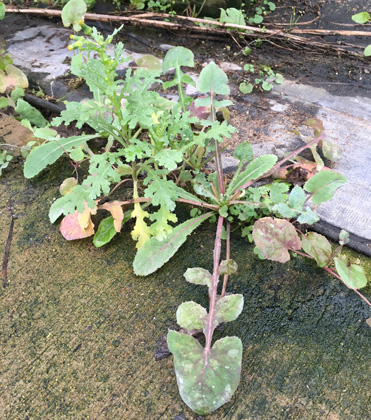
184,267,212,288
133,212,213,276
176,301,207,330
239,82,254,94
228,154,277,194
351,12,370,24
198,61,230,95
167,331,242,415
301,232,332,267
0,3,5,20
253,217,301,263
339,229,349,246
162,46,194,73
334,257,367,289
364,45,371,57
62,0,87,31
24,134,99,178
214,294,244,324
304,170,347,205
233,141,253,163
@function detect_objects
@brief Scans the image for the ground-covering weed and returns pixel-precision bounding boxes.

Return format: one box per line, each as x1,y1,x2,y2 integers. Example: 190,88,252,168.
15,0,371,415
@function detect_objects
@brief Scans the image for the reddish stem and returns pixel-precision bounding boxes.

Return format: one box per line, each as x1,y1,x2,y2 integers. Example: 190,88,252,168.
221,221,231,298
204,215,224,364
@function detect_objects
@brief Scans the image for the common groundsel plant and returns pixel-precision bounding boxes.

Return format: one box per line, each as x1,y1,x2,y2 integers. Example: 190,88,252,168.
21,10,371,415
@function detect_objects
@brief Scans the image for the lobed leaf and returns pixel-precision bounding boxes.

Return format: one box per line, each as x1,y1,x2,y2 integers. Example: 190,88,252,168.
167,331,242,415
133,212,213,276
253,217,301,263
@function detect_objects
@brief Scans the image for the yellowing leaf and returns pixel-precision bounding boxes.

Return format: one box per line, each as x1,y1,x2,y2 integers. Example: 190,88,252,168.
99,201,125,233
60,211,95,240
131,202,152,249
59,177,78,196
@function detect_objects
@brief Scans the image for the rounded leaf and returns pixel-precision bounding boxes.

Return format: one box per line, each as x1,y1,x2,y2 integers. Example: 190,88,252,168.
215,294,244,324
253,217,301,263
176,301,207,330
334,257,367,290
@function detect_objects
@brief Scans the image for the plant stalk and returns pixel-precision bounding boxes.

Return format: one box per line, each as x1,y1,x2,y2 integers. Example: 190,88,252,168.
204,215,224,364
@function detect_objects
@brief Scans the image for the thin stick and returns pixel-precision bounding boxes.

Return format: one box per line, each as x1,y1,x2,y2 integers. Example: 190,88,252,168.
2,216,15,288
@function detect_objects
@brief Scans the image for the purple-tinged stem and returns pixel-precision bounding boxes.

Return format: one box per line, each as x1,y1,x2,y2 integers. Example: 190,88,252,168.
204,215,224,363
221,220,231,298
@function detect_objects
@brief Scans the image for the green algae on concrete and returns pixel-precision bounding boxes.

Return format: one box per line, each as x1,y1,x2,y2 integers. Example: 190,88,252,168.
1,162,371,420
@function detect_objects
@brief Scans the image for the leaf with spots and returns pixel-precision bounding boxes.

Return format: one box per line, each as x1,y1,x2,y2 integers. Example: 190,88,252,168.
252,217,301,263
167,331,242,415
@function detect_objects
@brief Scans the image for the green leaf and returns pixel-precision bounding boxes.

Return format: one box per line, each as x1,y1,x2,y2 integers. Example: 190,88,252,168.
220,8,245,25
227,154,277,194
339,229,349,246
288,185,305,208
15,99,47,127
261,81,273,91
0,3,5,20
233,141,253,163
143,168,178,211
184,267,212,288
176,301,207,330
154,148,183,171
268,2,276,11
364,45,371,57
133,212,213,276
49,184,94,223
275,73,283,84
253,217,301,263
351,12,370,24
162,46,194,73
0,96,11,108
93,211,132,247
334,257,367,289
24,134,99,178
304,170,347,205
302,232,332,267
214,294,244,324
62,0,87,31
167,331,242,415
239,82,254,94
198,61,230,95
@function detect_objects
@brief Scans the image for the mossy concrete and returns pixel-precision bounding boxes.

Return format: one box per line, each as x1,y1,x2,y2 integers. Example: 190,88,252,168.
1,162,371,420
